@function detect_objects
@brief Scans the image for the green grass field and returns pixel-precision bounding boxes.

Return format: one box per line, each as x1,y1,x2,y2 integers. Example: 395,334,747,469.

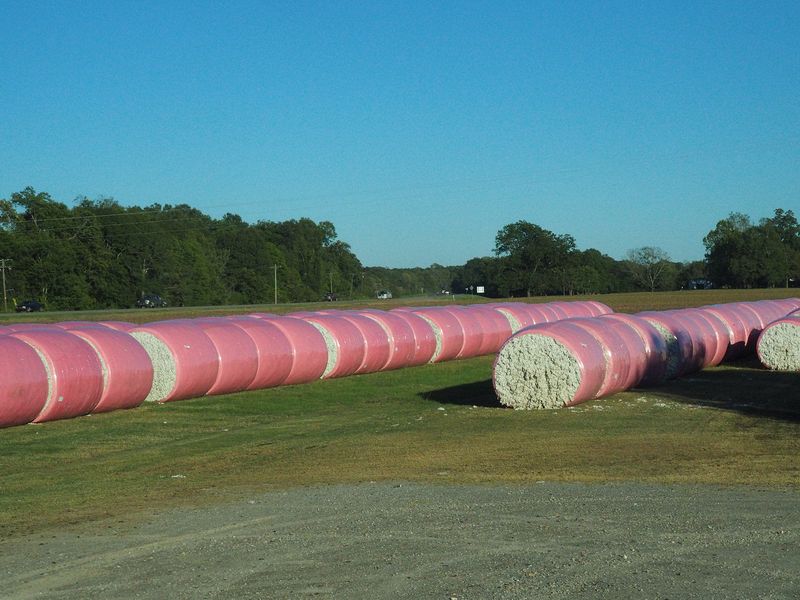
1,289,799,540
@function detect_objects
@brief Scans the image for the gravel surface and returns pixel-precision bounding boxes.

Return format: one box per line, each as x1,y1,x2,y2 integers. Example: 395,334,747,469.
2,482,798,599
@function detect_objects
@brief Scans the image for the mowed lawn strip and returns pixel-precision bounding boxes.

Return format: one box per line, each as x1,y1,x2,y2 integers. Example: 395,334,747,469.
1,354,799,539
3,288,799,326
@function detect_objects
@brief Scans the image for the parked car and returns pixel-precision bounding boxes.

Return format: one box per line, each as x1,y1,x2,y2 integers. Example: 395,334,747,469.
136,294,167,308
16,299,43,312
376,290,393,299
324,292,338,301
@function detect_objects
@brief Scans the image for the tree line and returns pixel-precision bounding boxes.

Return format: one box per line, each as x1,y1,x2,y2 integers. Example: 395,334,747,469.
0,187,796,310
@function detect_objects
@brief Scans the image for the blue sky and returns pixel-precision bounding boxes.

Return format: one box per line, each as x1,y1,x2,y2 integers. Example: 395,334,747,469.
1,1,798,267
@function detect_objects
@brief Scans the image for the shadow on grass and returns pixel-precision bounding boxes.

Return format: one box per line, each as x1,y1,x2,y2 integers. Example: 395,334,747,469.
419,379,504,408
646,357,800,422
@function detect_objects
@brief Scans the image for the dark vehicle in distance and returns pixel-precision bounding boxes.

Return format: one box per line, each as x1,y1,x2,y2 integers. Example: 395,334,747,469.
16,299,43,312
136,294,167,308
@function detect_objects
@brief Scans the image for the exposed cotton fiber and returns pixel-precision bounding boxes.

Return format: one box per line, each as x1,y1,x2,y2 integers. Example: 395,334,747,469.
130,321,219,402
493,322,608,409
757,313,800,371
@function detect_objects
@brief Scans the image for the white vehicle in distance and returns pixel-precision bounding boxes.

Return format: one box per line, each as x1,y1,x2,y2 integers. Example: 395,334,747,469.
376,290,392,299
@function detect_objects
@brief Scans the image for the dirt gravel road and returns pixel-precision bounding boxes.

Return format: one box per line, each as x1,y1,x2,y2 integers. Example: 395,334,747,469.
1,482,798,599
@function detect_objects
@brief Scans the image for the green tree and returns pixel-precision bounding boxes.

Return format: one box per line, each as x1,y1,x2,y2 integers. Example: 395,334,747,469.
494,221,576,296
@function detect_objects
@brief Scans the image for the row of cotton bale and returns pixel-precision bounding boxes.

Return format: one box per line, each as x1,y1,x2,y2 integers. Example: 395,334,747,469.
0,300,611,428
757,309,800,371
493,299,800,410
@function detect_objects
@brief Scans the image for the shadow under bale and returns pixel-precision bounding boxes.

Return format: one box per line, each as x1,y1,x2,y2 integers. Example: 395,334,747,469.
643,357,800,422
419,379,503,408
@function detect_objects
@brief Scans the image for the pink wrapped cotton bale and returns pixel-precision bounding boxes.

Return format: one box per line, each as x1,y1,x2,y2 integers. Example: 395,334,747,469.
439,306,484,359
638,312,695,378
0,336,49,427
319,310,391,374
665,310,719,369
355,309,417,370
290,313,366,378
130,321,219,402
493,320,608,409
407,307,465,363
386,309,438,365
584,301,614,317
458,306,513,354
9,329,104,422
193,318,259,395
729,303,768,351
248,314,327,384
681,309,730,367
65,326,154,413
221,317,292,389
488,303,541,333
757,311,800,371
567,318,633,398
702,305,749,360
599,314,668,385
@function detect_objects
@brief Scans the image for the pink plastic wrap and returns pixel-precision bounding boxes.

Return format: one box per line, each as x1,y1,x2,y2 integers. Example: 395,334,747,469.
728,304,766,350
442,307,485,359
408,307,465,362
638,311,695,377
463,306,513,354
193,318,259,395
0,336,50,427
387,310,438,365
65,326,154,412
293,313,366,378
702,306,749,360
600,314,668,385
248,314,328,384
568,318,632,397
585,301,614,317
596,317,650,390
320,311,391,374
355,309,416,370
682,309,729,367
490,303,542,330
9,329,104,422
749,301,788,326
130,321,219,402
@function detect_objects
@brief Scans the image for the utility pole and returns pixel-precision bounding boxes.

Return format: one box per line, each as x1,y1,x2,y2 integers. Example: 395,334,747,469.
273,264,279,305
0,258,11,312
329,272,333,294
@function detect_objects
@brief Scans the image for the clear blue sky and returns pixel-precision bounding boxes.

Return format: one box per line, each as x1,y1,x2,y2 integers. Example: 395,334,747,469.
1,1,798,267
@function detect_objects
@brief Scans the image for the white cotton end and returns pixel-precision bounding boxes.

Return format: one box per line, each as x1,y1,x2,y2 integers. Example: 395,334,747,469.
307,321,338,378
645,321,681,379
131,332,176,402
758,322,800,371
416,314,443,362
493,334,581,410
495,308,522,333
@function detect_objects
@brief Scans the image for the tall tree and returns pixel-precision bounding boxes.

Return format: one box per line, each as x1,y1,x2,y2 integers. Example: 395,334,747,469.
624,246,673,292
494,221,575,296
